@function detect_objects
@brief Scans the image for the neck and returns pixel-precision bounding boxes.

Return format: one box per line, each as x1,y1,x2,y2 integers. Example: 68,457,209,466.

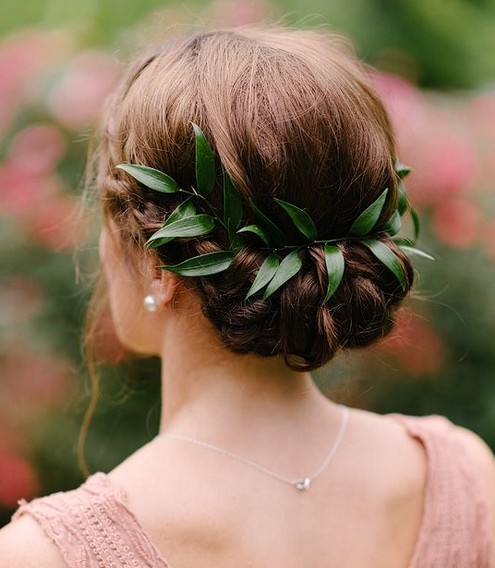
157,306,338,449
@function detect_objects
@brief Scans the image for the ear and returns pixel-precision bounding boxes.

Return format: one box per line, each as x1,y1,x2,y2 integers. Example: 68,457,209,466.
149,268,182,308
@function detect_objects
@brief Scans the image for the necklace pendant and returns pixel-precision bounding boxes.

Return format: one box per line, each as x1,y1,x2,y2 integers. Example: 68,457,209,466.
295,476,312,491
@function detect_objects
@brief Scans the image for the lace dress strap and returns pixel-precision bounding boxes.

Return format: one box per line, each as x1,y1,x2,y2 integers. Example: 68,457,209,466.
12,472,168,568
389,414,493,568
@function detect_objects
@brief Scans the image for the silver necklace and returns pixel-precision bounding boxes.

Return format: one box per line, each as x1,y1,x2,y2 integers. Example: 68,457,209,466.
160,405,349,492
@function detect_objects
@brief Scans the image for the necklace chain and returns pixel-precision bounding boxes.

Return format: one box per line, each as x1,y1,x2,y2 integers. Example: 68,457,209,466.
160,405,349,491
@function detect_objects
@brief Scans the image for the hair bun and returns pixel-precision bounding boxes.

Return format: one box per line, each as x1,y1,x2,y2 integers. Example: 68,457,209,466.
96,27,417,371
329,240,414,351
192,241,413,371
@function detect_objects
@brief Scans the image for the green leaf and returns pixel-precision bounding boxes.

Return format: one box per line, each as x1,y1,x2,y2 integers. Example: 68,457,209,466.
364,239,406,291
322,245,345,304
245,254,280,299
393,237,414,247
237,224,270,246
147,200,198,247
399,245,435,261
262,250,302,299
394,160,412,179
192,123,216,196
157,251,235,277
397,181,408,216
411,208,420,243
349,188,389,237
166,199,196,225
116,164,179,193
223,168,243,250
248,199,287,246
274,197,317,241
383,210,402,236
146,214,214,247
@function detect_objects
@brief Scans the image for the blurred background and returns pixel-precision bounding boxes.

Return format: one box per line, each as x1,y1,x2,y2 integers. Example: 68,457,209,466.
1,0,495,525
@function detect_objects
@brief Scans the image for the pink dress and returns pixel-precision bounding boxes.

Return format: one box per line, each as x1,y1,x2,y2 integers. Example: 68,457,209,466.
12,414,494,567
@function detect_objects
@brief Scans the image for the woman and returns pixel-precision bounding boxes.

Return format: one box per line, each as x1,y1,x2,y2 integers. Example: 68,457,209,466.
1,26,494,567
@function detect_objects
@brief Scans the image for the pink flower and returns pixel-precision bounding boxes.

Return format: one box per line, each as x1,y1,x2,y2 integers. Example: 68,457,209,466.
0,29,73,135
47,51,119,129
432,197,481,248
8,123,66,175
0,449,39,508
372,72,479,208
0,162,57,217
0,350,72,413
377,310,444,376
205,0,274,25
0,164,81,250
469,93,495,142
27,194,81,250
371,72,431,150
408,122,478,207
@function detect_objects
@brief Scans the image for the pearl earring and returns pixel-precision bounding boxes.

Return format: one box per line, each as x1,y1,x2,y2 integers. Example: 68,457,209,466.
143,294,158,312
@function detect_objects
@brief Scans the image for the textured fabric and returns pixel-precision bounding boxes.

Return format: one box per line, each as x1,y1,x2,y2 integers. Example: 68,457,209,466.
390,414,493,568
12,414,493,567
13,472,168,567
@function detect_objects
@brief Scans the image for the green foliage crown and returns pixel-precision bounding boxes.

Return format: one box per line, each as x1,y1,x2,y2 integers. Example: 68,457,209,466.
116,123,432,303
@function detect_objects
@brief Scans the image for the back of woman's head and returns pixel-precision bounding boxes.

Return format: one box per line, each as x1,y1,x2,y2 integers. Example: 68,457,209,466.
95,26,413,372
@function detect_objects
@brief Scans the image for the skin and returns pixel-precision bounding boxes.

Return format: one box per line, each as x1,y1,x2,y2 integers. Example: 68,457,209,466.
1,221,495,567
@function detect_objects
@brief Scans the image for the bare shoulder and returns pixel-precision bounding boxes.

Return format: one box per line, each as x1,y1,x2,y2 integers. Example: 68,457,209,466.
347,407,428,472
0,514,66,568
344,407,428,504
338,408,427,559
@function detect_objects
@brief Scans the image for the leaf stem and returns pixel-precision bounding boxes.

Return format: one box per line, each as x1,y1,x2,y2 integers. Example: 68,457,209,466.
180,188,229,233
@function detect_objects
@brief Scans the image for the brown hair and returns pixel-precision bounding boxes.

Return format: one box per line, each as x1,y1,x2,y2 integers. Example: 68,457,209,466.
90,26,413,372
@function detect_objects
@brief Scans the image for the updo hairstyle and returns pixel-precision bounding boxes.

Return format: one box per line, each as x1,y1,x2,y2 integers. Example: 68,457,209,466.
94,27,414,371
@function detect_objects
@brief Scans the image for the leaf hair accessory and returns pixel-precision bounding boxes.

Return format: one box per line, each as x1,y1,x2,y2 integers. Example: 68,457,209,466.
116,123,432,303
